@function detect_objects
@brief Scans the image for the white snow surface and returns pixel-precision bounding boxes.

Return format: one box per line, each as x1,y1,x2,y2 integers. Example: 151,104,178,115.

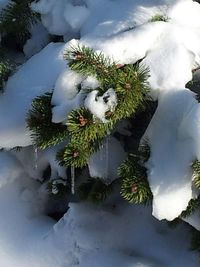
23,22,50,58
0,150,198,267
0,42,67,148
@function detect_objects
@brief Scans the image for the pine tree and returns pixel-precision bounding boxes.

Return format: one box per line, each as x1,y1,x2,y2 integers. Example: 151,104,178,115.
27,44,152,201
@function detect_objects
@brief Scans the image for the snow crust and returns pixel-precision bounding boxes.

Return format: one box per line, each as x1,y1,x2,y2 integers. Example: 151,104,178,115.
0,154,198,267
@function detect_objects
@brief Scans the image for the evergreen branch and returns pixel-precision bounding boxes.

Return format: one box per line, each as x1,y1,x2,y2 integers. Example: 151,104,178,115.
56,142,90,168
119,154,152,204
77,178,112,203
64,45,116,84
60,46,150,168
192,160,200,189
191,229,200,253
56,137,104,168
0,0,39,47
67,107,113,143
180,196,200,218
0,60,15,91
27,93,68,149
149,14,169,22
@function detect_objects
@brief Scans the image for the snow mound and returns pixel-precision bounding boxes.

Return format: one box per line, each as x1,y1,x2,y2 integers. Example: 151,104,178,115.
0,42,67,148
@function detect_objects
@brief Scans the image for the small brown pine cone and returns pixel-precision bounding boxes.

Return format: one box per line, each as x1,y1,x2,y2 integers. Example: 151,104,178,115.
79,115,88,127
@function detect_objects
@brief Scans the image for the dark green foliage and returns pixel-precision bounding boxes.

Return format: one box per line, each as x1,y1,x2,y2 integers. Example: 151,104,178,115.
119,154,152,204
64,45,115,85
0,60,15,90
57,143,91,168
0,0,39,48
150,14,169,22
77,178,112,203
48,178,70,197
27,93,68,149
192,160,200,190
181,196,200,218
58,45,150,168
191,229,200,253
27,45,151,197
139,139,151,163
65,45,150,96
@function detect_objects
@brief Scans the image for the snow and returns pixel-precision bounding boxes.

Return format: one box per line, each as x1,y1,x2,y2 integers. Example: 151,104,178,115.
84,88,118,122
0,157,198,267
183,209,200,231
0,42,67,148
0,0,200,265
23,23,50,59
51,69,85,123
88,137,127,183
0,0,10,10
64,3,90,32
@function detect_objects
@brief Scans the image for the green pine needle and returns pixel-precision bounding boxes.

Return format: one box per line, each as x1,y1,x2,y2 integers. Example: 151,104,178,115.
77,178,112,203
192,160,200,189
119,154,152,204
27,93,68,149
180,196,200,218
0,60,15,91
150,14,169,22
0,0,39,46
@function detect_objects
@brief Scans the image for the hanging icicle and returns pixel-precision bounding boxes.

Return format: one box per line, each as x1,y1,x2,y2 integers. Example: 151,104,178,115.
71,166,75,194
100,143,104,161
105,136,109,184
34,146,38,170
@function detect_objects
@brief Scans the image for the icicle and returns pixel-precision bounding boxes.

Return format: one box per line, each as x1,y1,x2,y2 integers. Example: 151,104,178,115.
34,146,38,170
71,166,75,194
100,143,104,161
105,137,109,183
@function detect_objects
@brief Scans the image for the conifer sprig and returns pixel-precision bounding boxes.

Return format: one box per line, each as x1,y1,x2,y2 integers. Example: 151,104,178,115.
27,93,68,149
0,60,15,91
78,178,112,203
119,154,152,204
0,0,39,47
64,45,116,86
180,196,200,218
192,160,200,189
28,45,150,170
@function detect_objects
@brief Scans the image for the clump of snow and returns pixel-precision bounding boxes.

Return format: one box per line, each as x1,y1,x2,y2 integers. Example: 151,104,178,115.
84,88,117,122
51,72,101,123
52,69,84,105
168,0,200,28
64,3,90,31
144,90,198,220
52,89,86,123
81,76,100,90
31,0,76,36
0,42,67,148
88,137,127,183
